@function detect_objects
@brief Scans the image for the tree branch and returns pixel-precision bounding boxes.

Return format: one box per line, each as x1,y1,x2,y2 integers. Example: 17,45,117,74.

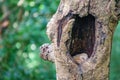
40,43,55,62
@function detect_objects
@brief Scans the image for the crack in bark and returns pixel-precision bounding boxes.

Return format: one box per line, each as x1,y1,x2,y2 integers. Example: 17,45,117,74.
57,11,75,47
88,0,91,14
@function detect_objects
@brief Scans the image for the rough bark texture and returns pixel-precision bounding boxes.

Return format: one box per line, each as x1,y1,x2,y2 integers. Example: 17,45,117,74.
40,0,120,80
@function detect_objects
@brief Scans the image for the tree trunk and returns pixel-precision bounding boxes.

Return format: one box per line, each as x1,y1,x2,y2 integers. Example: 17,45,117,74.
40,0,120,80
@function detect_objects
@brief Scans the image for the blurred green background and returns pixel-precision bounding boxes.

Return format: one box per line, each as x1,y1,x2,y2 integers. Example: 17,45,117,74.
0,0,119,80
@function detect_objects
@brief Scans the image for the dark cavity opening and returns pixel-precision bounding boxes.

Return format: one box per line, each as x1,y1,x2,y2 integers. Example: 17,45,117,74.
70,14,95,58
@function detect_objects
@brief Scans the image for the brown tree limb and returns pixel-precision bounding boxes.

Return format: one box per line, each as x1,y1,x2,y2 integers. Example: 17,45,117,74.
40,0,119,80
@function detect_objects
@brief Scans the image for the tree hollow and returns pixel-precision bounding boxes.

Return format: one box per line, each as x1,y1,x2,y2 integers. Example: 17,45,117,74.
70,14,95,58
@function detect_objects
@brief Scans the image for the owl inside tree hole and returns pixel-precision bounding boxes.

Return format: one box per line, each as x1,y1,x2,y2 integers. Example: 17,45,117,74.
40,14,96,73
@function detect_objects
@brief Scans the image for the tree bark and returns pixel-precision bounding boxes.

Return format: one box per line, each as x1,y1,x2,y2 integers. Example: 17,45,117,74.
40,0,120,80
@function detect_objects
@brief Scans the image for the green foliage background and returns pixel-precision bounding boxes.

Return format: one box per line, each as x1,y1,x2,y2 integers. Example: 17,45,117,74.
0,0,59,80
110,21,120,80
0,0,119,80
